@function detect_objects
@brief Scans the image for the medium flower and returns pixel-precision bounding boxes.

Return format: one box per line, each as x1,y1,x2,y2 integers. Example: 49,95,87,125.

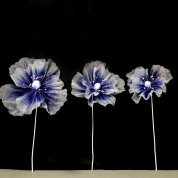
0,57,67,116
71,60,125,106
126,65,173,103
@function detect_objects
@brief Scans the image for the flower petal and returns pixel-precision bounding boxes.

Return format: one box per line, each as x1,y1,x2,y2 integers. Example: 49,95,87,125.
10,67,33,88
38,59,67,115
95,94,116,107
84,87,96,99
126,66,148,94
140,89,152,100
41,88,67,115
154,84,166,97
16,90,45,115
9,57,35,75
83,60,107,83
71,72,86,98
115,74,125,93
10,58,46,88
39,71,67,115
102,74,125,95
151,65,173,84
31,59,47,79
131,93,141,104
41,59,60,81
0,84,28,116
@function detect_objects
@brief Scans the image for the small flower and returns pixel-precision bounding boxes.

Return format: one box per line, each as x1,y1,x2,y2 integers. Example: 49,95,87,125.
71,60,125,106
126,65,173,103
0,57,67,115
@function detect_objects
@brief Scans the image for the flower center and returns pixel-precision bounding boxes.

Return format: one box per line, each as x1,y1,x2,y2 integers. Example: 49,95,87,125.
144,81,151,88
94,83,101,90
32,80,41,89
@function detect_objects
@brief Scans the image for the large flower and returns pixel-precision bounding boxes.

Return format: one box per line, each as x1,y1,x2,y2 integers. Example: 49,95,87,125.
126,65,173,103
71,60,125,106
0,57,67,116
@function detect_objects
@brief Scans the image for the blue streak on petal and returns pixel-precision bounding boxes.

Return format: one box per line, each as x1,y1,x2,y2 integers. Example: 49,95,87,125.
151,79,163,91
137,83,146,92
71,72,86,98
142,88,151,100
41,89,67,115
16,89,44,115
96,93,116,106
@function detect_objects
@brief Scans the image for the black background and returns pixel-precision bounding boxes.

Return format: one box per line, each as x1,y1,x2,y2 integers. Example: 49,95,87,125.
0,0,177,170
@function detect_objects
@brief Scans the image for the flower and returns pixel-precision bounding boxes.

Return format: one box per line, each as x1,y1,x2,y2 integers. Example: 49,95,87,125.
126,65,173,103
0,57,67,116
71,60,125,106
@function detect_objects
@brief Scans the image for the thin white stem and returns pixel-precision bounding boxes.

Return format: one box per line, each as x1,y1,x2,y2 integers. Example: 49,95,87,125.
31,107,38,172
91,95,94,171
151,95,157,171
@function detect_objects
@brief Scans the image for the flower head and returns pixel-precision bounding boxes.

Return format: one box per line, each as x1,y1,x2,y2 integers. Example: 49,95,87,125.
126,65,173,103
71,60,125,107
0,57,67,115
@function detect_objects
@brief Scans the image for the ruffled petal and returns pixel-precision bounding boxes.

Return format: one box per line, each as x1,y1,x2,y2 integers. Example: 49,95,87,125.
71,72,86,98
9,57,35,75
101,74,125,95
0,84,30,116
16,90,44,115
154,84,166,97
151,65,173,84
10,67,33,88
40,74,67,115
31,59,47,80
10,58,59,89
126,66,148,94
83,60,107,83
131,93,141,104
10,58,47,88
41,88,67,115
95,94,116,107
41,59,60,81
84,87,97,99
151,79,166,97
140,89,152,100
115,74,125,93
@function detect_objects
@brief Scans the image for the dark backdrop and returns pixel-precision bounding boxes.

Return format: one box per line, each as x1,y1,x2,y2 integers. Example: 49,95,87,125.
0,0,177,170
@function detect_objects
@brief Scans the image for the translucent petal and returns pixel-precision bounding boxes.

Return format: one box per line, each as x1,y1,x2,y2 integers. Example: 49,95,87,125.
154,84,167,97
71,72,86,98
126,66,149,97
9,57,35,75
10,67,32,88
31,59,47,79
42,59,60,80
95,94,116,107
16,90,44,115
140,89,152,100
83,60,107,83
10,58,46,88
114,74,125,93
84,87,97,99
151,65,173,84
102,74,125,95
131,93,141,104
41,89,67,115
0,84,28,116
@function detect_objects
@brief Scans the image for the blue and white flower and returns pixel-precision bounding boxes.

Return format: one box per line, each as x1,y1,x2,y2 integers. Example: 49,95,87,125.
0,57,67,116
126,65,173,103
71,60,125,107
